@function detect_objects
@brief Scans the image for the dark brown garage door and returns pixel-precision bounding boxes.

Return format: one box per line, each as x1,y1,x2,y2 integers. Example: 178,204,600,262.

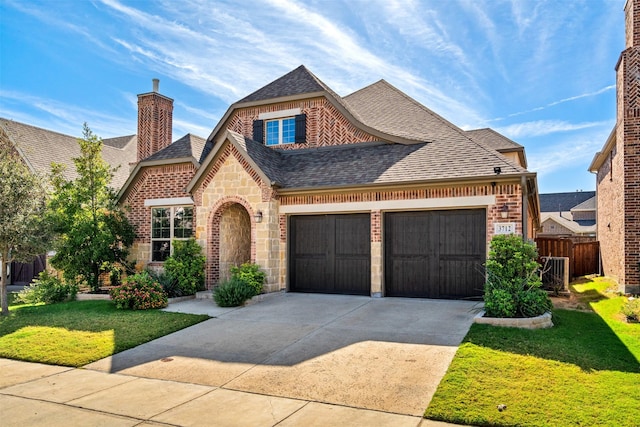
290,214,370,295
385,209,486,299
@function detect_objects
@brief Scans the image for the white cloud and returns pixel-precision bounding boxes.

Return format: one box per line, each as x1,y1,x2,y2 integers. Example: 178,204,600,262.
496,120,608,139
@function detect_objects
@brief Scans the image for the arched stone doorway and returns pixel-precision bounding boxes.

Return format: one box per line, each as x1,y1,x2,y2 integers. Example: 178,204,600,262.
207,197,256,287
219,204,251,281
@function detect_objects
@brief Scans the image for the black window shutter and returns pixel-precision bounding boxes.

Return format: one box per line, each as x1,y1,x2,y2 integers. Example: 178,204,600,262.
253,119,264,143
295,114,306,143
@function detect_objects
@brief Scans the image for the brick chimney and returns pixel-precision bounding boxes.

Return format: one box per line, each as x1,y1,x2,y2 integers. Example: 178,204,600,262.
137,78,173,161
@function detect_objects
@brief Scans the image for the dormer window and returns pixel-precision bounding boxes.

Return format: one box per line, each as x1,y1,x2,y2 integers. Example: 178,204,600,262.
253,108,306,145
266,117,296,145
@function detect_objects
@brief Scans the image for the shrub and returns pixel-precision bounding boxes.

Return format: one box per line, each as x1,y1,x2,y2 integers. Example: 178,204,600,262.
16,271,77,304
214,277,256,307
622,297,640,322
230,262,266,296
110,272,168,310
164,239,205,296
484,234,552,318
147,269,182,298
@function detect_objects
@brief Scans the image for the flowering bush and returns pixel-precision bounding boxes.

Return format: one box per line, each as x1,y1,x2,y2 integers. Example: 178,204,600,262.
110,272,168,310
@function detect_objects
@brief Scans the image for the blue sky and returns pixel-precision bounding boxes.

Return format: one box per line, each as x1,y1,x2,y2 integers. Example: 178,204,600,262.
0,0,624,193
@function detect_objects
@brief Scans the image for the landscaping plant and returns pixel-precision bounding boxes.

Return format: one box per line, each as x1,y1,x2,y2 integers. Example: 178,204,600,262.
163,238,206,296
484,234,552,318
110,271,168,310
47,124,136,293
230,262,266,296
213,276,256,307
621,297,640,322
16,271,77,304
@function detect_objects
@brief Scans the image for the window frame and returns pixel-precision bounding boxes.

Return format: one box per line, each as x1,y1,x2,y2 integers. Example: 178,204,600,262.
265,117,296,146
150,205,194,262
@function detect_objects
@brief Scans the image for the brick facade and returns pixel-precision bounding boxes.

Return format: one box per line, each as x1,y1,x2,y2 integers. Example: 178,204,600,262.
122,162,196,267
596,0,640,293
227,98,379,149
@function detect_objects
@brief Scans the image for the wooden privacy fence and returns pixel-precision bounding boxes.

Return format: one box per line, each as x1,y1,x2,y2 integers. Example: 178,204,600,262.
10,254,46,285
534,237,600,279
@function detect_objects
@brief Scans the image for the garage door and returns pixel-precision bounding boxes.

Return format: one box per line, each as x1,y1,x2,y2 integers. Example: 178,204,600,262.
385,209,486,298
290,214,370,295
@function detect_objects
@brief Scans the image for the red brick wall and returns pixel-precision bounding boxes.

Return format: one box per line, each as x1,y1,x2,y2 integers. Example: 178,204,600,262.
137,92,173,161
122,162,196,260
226,97,379,149
597,0,640,291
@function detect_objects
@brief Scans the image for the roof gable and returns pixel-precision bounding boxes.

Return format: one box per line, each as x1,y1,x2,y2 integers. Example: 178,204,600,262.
237,65,329,103
144,133,206,162
465,128,522,151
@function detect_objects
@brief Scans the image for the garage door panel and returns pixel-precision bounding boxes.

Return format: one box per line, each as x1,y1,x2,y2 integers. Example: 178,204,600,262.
290,214,370,295
386,209,485,299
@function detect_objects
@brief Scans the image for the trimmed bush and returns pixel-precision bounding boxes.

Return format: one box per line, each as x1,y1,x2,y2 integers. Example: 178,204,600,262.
230,262,266,296
214,277,256,307
164,239,205,296
16,271,77,304
110,272,168,310
622,297,640,322
484,235,552,318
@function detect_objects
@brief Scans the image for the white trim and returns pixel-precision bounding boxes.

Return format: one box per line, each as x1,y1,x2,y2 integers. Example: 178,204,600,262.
144,197,193,207
279,195,496,214
258,108,301,120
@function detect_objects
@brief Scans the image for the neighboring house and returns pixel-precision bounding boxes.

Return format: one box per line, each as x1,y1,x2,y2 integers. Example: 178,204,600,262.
0,119,138,284
589,0,640,294
119,65,541,299
538,192,596,239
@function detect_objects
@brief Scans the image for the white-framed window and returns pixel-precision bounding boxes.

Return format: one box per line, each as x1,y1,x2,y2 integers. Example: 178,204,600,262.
266,117,296,146
151,206,193,262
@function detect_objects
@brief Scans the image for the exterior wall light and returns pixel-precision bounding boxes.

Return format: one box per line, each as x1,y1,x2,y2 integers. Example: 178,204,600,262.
500,203,509,219
254,211,263,223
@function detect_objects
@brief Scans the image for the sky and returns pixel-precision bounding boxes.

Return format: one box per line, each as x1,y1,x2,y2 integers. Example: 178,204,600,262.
0,0,625,193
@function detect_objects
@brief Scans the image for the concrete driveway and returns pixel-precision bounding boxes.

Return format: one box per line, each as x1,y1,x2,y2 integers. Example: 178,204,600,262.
85,293,478,417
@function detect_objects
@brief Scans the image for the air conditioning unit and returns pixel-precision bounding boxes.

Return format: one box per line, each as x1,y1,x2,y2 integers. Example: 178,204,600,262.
540,256,569,292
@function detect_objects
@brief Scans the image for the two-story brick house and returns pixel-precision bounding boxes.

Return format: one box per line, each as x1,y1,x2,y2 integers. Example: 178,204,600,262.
120,65,540,299
589,0,640,294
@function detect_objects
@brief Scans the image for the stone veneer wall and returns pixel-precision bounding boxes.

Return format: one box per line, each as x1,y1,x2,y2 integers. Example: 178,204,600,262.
227,98,379,150
218,204,251,281
194,142,280,290
122,162,196,269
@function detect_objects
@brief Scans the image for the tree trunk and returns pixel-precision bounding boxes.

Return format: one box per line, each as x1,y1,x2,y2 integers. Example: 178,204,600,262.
1,249,9,315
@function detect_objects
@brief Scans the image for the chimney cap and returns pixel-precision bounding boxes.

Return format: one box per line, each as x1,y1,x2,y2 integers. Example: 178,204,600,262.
152,78,159,92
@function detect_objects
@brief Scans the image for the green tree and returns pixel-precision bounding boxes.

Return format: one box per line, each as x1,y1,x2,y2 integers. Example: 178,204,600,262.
0,124,51,315
48,124,136,292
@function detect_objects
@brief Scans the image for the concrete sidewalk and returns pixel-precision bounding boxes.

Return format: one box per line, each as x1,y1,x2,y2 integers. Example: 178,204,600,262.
0,358,454,426
2,293,478,426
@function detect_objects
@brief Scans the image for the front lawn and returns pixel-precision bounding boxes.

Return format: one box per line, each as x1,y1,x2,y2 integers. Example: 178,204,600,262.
425,277,640,427
0,300,209,367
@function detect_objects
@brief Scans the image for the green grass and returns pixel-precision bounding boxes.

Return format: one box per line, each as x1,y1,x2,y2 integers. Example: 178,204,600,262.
0,300,209,367
425,277,640,427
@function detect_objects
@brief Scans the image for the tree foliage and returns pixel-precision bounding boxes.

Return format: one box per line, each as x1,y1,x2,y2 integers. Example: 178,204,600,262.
0,123,51,315
47,124,135,292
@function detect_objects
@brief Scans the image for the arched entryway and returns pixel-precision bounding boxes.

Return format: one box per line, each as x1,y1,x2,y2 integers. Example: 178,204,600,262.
207,197,256,287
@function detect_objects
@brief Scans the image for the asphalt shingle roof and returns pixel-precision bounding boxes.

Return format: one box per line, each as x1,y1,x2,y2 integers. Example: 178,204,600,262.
539,191,596,212
237,65,329,103
144,133,206,163
465,128,522,151
1,118,136,189
571,196,596,211
228,130,528,190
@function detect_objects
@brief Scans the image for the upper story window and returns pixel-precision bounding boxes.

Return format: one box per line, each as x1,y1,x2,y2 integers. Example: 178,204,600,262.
253,108,306,146
266,117,296,145
151,206,193,262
